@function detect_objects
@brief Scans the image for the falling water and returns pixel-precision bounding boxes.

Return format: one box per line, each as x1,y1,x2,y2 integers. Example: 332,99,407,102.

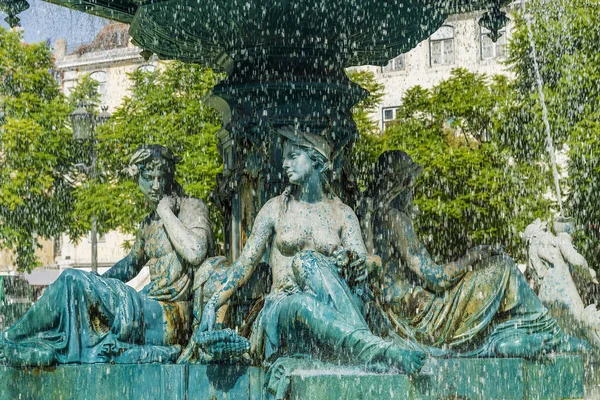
521,0,564,216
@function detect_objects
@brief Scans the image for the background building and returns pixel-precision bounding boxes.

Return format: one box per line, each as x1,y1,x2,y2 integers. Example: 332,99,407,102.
362,9,513,130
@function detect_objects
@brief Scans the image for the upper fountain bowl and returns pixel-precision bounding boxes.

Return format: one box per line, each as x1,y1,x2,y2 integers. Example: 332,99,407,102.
43,0,508,72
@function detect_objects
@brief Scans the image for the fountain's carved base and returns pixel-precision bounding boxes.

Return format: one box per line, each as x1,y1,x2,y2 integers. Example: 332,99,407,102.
0,356,587,399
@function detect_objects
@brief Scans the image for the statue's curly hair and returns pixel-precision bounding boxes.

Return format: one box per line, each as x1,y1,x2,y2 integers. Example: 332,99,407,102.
125,144,184,197
364,150,422,214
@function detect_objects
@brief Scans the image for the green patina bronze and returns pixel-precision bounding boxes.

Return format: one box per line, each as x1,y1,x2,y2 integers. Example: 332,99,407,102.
0,356,587,399
187,127,426,377
0,145,214,366
360,150,591,357
0,0,593,396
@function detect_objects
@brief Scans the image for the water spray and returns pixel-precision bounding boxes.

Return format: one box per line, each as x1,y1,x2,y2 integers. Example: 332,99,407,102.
520,0,564,216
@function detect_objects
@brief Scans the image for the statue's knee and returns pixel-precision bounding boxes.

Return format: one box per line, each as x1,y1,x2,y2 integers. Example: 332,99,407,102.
56,268,91,291
482,254,517,273
281,294,318,326
59,268,86,280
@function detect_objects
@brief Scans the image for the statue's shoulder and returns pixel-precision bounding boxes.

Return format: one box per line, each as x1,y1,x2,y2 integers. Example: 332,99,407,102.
180,196,210,215
330,196,357,218
262,194,284,213
179,196,212,230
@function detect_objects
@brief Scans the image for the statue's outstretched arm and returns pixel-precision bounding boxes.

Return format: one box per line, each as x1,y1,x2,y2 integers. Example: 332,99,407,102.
157,196,209,266
103,229,146,281
388,208,470,293
556,233,588,269
556,233,597,283
204,198,277,321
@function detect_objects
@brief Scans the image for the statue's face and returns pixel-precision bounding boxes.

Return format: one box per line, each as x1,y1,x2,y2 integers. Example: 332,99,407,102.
138,162,169,206
282,142,314,185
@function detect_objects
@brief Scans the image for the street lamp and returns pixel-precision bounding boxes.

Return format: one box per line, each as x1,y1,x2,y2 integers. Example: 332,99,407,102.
69,103,110,273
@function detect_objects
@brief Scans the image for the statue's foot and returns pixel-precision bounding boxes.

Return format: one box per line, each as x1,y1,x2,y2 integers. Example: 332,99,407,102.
496,334,548,358
555,334,592,353
374,345,426,374
496,332,591,357
0,342,55,367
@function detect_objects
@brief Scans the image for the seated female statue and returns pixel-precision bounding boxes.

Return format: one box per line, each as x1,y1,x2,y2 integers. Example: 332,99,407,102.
198,126,425,373
361,150,590,357
0,145,214,366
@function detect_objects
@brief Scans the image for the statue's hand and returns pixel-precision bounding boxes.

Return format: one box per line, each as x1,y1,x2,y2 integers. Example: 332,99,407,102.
348,252,368,283
332,246,368,285
332,246,350,270
177,339,197,364
157,195,180,215
467,245,504,264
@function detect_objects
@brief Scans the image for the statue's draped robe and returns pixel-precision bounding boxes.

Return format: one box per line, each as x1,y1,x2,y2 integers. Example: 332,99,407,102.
250,250,386,365
1,197,212,364
382,256,564,355
374,217,566,356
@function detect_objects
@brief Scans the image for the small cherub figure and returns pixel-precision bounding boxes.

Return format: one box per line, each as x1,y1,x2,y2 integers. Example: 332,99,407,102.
524,217,600,347
553,217,599,286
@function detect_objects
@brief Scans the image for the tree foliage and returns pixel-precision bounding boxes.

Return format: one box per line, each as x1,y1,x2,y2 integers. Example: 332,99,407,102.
0,30,224,269
347,68,385,137
0,27,76,271
346,68,386,192
353,68,552,262
506,0,600,269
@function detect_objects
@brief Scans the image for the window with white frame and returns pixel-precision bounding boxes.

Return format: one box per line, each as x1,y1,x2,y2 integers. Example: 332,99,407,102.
89,71,107,106
382,54,405,72
480,26,507,60
429,25,455,66
382,106,400,129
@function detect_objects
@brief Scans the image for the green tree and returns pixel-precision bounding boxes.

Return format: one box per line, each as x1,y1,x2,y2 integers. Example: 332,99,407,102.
506,0,600,269
0,27,76,271
71,62,224,246
353,68,552,261
346,68,386,192
347,68,385,137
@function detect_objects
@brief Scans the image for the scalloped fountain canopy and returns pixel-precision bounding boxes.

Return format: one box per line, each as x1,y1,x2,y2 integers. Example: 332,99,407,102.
42,0,504,70
129,0,449,70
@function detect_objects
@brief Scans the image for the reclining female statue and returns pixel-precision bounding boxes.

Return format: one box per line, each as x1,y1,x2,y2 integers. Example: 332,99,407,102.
0,145,214,366
197,126,426,373
361,150,590,357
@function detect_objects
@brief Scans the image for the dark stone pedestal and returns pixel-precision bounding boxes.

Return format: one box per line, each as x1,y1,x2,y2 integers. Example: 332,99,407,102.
0,364,187,400
0,356,586,400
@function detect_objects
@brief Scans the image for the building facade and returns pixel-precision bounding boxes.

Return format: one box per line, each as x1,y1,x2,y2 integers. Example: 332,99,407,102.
365,9,513,131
